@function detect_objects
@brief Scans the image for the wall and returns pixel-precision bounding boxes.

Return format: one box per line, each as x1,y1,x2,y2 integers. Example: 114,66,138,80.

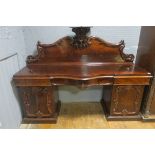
0,27,26,128
0,27,26,68
23,26,141,103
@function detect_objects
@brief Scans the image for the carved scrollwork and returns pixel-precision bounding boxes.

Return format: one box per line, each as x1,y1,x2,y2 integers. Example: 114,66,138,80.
22,87,53,118
35,110,44,118
46,88,53,114
26,41,45,64
112,86,141,115
119,40,135,62
34,87,53,117
23,90,36,117
122,109,129,115
71,27,91,49
23,91,31,115
26,55,38,64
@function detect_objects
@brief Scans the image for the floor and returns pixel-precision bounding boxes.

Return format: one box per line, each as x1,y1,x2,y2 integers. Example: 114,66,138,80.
20,102,155,129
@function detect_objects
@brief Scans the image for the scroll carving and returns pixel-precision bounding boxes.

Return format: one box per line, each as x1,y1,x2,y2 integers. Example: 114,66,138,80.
119,40,135,62
71,27,91,49
22,87,53,118
23,90,36,117
112,86,141,115
45,88,53,114
23,91,30,115
26,41,45,64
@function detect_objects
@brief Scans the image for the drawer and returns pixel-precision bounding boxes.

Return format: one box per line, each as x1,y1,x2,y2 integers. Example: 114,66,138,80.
14,79,51,86
51,77,113,86
114,76,151,85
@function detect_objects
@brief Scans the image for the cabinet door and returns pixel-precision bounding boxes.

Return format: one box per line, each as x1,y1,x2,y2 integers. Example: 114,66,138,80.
111,86,144,116
20,87,56,118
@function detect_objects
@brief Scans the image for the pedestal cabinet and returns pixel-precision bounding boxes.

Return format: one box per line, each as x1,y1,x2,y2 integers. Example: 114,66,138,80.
101,85,144,120
18,86,60,123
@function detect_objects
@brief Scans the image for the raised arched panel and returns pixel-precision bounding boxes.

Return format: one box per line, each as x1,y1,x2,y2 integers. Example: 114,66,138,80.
26,27,134,66
111,86,144,116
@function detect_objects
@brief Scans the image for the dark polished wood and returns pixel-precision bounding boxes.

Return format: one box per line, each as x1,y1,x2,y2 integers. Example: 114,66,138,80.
18,86,60,123
136,26,155,120
101,85,144,120
13,27,152,123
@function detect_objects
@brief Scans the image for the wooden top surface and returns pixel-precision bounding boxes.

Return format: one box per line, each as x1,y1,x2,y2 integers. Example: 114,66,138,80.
14,63,151,79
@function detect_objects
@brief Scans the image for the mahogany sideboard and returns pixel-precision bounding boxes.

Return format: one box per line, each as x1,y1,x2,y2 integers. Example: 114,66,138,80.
13,27,152,123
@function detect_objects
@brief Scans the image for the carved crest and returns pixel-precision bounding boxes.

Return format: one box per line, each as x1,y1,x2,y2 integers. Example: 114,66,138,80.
26,41,45,64
71,27,91,49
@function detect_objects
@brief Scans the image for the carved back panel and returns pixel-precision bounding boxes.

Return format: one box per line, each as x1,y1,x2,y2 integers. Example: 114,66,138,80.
26,27,134,66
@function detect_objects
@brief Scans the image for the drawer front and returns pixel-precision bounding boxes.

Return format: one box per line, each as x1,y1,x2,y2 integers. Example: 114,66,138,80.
114,77,150,85
14,79,51,86
51,78,114,86
14,78,114,87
